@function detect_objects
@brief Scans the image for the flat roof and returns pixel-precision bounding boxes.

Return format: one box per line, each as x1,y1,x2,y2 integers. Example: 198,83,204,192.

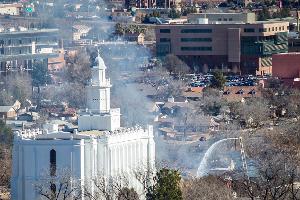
0,106,13,112
0,29,59,36
274,52,300,55
79,130,107,136
190,12,253,15
157,20,289,26
0,3,22,8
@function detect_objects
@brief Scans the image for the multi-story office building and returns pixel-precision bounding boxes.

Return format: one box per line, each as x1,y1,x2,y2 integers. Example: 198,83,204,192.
156,21,289,75
0,28,59,74
188,12,256,24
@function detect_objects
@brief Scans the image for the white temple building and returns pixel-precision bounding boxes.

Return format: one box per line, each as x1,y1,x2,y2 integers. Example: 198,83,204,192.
11,54,155,200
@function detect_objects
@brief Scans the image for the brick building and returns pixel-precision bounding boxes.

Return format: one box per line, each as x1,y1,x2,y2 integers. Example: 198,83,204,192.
155,20,289,75
272,53,300,88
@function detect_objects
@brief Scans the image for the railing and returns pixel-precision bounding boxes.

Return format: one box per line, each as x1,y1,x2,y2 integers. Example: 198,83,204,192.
16,128,43,139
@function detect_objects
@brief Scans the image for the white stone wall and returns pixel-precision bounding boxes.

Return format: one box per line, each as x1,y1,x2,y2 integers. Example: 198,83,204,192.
11,138,85,200
11,126,155,200
78,111,120,132
86,85,111,113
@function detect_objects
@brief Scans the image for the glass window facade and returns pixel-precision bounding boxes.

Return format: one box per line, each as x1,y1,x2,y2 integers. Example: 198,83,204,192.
160,29,171,33
259,28,267,32
181,46,212,51
181,38,212,42
181,29,212,33
244,28,255,33
160,38,171,42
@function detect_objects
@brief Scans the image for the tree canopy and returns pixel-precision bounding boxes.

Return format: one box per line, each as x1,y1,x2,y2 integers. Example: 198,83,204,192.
168,8,181,19
32,61,51,87
147,168,183,200
163,54,190,77
210,71,226,90
0,120,13,147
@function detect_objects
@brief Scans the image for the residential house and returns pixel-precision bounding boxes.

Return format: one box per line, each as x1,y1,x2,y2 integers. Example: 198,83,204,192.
0,100,21,120
72,25,91,41
0,3,22,16
222,86,261,102
124,33,145,45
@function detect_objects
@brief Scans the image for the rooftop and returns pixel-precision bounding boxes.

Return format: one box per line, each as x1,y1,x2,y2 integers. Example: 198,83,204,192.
157,20,289,26
0,28,59,35
0,106,13,113
79,130,107,136
0,3,22,8
16,125,152,140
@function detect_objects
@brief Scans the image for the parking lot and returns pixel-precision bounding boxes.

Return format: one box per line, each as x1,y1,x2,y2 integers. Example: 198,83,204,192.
187,74,263,88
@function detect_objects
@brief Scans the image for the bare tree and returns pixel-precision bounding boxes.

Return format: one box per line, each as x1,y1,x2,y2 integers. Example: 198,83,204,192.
147,66,186,99
0,89,14,106
230,98,270,128
233,121,300,200
0,145,12,190
5,72,32,105
39,83,86,109
163,54,190,78
199,88,227,116
133,166,156,195
64,49,91,85
233,155,300,200
35,169,82,200
117,187,139,200
84,175,113,200
84,173,140,200
262,86,300,118
181,176,233,200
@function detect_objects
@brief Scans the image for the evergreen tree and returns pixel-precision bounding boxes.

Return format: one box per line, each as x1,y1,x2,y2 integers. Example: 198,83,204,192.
143,14,150,23
32,61,51,87
211,71,226,90
257,7,271,21
168,8,181,19
0,120,13,146
146,168,183,200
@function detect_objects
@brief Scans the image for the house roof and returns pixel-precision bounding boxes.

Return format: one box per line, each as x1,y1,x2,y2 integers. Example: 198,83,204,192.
0,106,14,113
222,86,261,102
163,102,188,109
72,25,91,32
0,3,22,8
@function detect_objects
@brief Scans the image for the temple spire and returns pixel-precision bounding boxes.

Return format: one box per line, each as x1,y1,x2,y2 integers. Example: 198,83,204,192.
87,53,111,113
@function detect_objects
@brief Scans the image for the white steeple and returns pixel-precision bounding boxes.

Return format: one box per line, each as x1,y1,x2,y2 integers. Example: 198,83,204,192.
87,52,111,113
78,51,121,131
91,53,108,86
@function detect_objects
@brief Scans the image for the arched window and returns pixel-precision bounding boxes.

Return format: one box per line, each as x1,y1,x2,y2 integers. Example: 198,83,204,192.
50,149,56,176
50,182,56,194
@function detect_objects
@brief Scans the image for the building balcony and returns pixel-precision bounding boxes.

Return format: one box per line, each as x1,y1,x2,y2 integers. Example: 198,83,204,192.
2,42,59,48
0,52,59,62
